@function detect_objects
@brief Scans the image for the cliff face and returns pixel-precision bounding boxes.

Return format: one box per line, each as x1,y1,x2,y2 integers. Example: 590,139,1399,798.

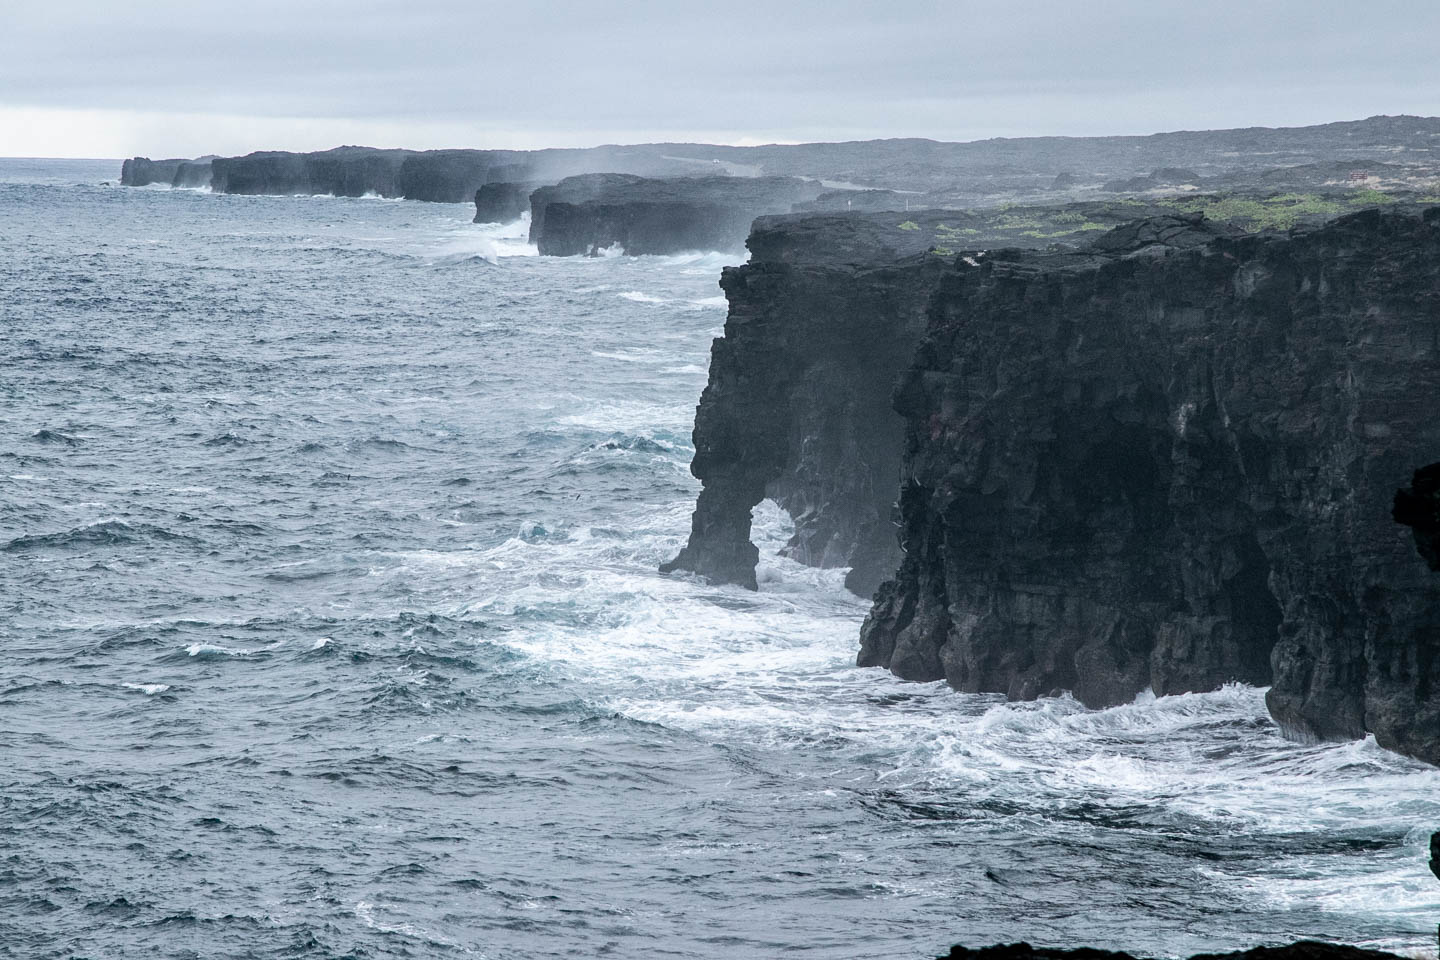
663,213,970,594
170,161,212,189
859,209,1440,764
529,175,825,256
120,157,185,186
473,181,538,223
398,150,512,203
663,206,1219,596
209,147,410,197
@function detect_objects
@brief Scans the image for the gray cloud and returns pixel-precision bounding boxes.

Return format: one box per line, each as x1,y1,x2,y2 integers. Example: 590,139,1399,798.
3,0,1439,155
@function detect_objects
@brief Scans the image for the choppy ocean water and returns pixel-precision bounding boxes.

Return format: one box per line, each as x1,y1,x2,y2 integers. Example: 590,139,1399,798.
2,157,1437,960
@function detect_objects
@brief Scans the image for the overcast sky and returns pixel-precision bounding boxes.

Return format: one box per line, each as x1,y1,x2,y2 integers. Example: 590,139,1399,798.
3,0,1439,158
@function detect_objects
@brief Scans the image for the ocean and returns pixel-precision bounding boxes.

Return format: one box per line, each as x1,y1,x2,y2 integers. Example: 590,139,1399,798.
2,158,1437,960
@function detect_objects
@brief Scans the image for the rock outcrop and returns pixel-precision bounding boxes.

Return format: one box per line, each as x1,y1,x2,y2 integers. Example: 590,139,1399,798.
528,174,826,255
858,208,1440,765
120,157,186,187
936,942,1407,960
474,181,538,224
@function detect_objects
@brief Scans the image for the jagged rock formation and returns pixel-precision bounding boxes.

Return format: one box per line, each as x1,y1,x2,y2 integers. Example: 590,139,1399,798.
936,942,1407,960
527,174,825,256
474,181,538,224
858,208,1440,765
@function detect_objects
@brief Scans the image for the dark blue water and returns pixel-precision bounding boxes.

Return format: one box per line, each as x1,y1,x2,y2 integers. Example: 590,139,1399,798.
3,159,1438,960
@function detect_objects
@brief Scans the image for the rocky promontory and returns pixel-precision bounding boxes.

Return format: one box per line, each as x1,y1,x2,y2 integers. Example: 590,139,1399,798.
527,174,826,256
667,204,1440,766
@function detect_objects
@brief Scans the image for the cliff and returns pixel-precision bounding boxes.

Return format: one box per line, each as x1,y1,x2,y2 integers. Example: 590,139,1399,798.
660,215,951,593
668,204,1440,765
398,150,511,203
170,160,212,188
474,181,538,223
120,157,185,186
664,202,1216,595
858,208,1440,765
527,174,826,255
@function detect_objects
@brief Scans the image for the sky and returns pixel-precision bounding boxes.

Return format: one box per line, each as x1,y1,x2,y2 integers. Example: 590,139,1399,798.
3,0,1439,158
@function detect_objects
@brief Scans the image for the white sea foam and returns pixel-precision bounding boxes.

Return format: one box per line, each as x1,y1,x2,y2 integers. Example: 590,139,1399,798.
431,214,537,262
122,682,170,695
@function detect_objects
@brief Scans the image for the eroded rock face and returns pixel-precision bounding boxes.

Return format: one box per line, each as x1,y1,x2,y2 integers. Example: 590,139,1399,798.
663,213,969,595
663,208,1213,598
528,175,825,256
861,208,1440,764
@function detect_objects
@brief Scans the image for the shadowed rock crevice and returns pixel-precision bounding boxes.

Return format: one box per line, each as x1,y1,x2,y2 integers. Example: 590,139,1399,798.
1394,462,1440,570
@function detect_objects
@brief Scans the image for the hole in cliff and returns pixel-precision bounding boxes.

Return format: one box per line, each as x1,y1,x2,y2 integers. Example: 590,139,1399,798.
751,498,798,559
1394,462,1440,571
1226,534,1283,686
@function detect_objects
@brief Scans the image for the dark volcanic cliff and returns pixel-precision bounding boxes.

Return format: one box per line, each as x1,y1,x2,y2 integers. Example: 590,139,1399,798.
664,204,1212,596
210,147,411,197
668,205,1440,765
661,215,953,594
528,174,825,256
858,208,1440,764
120,157,185,187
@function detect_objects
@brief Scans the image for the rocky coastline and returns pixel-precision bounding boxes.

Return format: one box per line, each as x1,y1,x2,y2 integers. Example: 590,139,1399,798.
120,114,1440,207
667,204,1440,767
